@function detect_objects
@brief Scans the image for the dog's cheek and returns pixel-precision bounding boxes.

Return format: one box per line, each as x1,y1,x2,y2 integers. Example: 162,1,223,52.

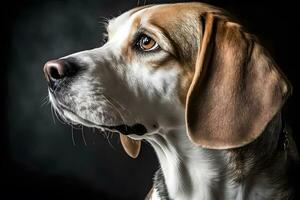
123,63,185,126
177,68,194,106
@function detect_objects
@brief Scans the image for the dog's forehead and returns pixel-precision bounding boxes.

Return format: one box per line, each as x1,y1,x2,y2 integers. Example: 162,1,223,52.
108,3,220,38
107,7,145,35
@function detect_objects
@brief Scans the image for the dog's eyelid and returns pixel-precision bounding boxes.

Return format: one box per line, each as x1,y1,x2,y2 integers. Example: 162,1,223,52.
133,29,155,43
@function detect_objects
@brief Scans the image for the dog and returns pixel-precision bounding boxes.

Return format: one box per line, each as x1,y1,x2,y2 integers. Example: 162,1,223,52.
43,2,299,200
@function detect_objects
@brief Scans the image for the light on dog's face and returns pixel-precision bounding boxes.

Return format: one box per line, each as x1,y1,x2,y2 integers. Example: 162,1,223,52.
44,5,193,137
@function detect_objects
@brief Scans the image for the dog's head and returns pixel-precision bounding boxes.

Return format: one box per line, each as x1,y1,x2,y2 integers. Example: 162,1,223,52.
44,3,291,158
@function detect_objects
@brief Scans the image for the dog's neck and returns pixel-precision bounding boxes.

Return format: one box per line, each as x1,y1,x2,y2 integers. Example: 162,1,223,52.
145,114,292,200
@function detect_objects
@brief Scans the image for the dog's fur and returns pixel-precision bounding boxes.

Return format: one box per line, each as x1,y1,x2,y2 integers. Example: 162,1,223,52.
44,3,298,200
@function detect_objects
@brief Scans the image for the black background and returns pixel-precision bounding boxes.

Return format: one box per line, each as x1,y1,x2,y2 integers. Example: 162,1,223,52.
1,0,299,199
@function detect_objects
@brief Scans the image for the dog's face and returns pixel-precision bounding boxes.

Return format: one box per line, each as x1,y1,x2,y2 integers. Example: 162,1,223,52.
45,4,202,157
46,5,197,134
44,3,291,157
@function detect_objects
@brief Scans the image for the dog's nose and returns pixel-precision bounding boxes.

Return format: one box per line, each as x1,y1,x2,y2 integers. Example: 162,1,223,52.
43,59,79,90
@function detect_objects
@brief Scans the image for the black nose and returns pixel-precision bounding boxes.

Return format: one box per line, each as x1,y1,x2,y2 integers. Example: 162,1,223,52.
43,59,80,90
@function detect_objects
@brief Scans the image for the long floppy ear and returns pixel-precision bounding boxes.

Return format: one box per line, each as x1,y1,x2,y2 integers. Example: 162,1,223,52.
120,134,141,158
186,13,292,149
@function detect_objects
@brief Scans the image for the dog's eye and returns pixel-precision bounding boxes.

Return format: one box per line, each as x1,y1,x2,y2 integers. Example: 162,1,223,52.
138,35,159,51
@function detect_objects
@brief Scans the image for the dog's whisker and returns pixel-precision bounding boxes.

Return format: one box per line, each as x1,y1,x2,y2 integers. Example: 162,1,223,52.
41,95,48,102
81,126,87,146
98,21,109,29
71,125,76,146
102,130,107,139
41,95,50,107
109,132,114,139
50,105,56,124
98,16,109,23
53,109,66,125
105,130,115,150
102,95,128,133
41,100,50,107
102,97,125,120
107,96,127,112
54,107,73,127
104,96,138,134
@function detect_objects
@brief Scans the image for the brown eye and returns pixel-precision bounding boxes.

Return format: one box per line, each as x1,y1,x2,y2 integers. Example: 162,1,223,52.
138,35,159,51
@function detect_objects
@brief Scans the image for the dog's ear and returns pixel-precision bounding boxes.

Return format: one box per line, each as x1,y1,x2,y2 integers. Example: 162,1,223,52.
186,13,292,149
120,134,141,158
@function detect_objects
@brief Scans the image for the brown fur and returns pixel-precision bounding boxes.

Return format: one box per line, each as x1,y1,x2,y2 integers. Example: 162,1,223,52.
186,13,291,149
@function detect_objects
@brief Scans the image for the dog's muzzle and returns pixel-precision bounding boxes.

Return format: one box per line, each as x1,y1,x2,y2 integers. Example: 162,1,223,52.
43,59,148,136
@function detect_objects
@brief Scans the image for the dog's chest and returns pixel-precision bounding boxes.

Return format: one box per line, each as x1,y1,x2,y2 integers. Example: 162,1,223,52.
147,131,277,200
148,132,228,200
151,165,276,200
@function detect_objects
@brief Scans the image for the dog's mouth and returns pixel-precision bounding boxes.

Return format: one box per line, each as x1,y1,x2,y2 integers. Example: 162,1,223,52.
100,124,147,136
49,93,148,136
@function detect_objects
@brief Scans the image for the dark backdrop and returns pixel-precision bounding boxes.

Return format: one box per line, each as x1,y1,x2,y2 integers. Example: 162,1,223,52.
1,0,299,199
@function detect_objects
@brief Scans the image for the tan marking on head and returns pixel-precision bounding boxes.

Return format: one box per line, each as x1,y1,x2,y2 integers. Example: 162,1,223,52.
131,4,201,103
131,4,209,104
178,67,194,105
144,6,200,63
135,3,234,106
120,16,141,63
113,3,227,104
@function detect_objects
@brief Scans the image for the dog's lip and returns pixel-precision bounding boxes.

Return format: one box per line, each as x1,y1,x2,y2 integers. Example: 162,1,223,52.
101,124,147,136
53,96,147,135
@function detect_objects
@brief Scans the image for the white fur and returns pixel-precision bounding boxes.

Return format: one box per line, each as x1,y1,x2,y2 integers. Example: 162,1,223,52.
151,188,161,200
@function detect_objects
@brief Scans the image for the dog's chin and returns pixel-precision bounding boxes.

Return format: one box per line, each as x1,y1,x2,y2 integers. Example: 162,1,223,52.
49,92,148,136
62,108,148,135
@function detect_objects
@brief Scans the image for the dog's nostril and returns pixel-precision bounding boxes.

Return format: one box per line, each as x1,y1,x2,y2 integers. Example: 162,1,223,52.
49,66,62,79
44,60,66,82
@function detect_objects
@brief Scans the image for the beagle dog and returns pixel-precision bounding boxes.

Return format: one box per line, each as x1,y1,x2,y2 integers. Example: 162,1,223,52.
43,2,298,200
